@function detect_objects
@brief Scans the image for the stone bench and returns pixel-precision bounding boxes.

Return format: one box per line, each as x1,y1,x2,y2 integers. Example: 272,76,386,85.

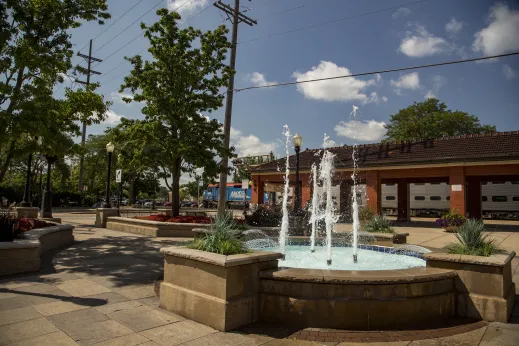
106,217,210,237
0,224,74,276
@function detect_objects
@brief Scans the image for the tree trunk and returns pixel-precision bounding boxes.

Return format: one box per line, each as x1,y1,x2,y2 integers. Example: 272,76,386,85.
129,175,137,205
171,157,182,217
0,140,16,184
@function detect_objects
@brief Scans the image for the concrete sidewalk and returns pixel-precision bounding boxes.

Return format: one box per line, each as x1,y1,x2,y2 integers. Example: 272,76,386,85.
0,213,518,345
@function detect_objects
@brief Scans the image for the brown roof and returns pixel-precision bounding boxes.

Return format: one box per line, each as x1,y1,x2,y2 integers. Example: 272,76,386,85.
249,131,519,173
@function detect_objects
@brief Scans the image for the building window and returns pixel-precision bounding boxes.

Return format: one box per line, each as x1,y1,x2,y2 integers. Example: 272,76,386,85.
430,196,441,201
414,183,425,185
513,197,519,202
385,196,395,200
446,196,450,201
482,196,488,202
414,196,425,201
481,182,487,185
492,196,508,202
491,181,505,184
385,183,395,186
430,182,441,185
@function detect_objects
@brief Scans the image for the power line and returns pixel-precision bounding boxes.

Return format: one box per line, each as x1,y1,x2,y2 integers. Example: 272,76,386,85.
93,0,164,54
234,52,519,92
258,5,305,21
238,0,433,44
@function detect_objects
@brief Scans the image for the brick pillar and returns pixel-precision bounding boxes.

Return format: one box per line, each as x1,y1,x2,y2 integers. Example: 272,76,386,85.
449,167,466,216
466,177,482,219
397,179,410,222
366,171,381,215
252,176,264,204
339,180,352,221
301,180,311,209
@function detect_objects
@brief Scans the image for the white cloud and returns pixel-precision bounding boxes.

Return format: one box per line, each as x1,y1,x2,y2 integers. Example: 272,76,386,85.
102,110,123,124
334,120,387,142
58,72,73,82
292,61,381,104
167,0,209,17
473,4,519,56
503,64,516,80
445,17,463,36
230,127,278,157
382,96,389,103
399,25,452,57
110,91,138,106
392,7,411,19
390,72,420,94
322,135,337,148
366,92,388,104
245,72,277,87
424,75,446,99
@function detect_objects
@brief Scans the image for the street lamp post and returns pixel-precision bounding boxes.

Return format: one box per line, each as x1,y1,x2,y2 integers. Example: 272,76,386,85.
292,134,302,213
103,142,115,208
41,155,58,218
20,136,42,207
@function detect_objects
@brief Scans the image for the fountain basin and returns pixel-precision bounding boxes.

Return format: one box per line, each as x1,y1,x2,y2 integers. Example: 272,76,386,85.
258,266,456,330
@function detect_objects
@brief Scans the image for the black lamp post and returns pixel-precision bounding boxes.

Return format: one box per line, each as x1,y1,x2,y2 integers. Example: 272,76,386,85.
292,133,303,213
41,155,57,218
20,136,42,207
102,142,115,208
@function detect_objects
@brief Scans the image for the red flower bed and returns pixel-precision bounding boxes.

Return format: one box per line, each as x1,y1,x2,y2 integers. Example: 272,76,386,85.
18,218,53,232
134,214,245,225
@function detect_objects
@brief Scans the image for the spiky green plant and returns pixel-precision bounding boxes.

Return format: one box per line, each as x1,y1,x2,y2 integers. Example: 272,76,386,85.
445,219,505,257
188,212,247,255
362,214,393,233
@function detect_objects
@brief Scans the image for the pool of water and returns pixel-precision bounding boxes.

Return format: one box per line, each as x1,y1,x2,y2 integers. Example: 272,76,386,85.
254,245,426,270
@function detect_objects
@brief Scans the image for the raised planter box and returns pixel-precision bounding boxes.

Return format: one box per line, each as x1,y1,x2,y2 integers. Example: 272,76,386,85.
0,224,74,276
423,251,516,323
159,247,283,331
106,217,210,237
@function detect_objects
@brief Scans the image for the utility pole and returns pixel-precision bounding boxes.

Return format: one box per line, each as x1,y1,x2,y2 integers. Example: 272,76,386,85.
76,39,102,192
214,0,256,216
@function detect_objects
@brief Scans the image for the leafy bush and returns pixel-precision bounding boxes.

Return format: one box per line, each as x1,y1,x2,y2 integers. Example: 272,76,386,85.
0,210,18,242
435,210,466,228
362,214,393,233
188,212,247,255
445,219,504,257
358,206,375,221
246,204,282,227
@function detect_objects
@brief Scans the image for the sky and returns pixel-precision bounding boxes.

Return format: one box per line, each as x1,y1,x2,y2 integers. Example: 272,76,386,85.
61,0,519,169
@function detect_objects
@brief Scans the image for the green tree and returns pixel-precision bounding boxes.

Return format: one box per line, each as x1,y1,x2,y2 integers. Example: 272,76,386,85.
0,0,110,183
120,9,233,216
384,98,496,141
181,180,206,201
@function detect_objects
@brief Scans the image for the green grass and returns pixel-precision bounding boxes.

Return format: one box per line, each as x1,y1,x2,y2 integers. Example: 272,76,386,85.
444,219,505,257
362,215,394,234
188,212,248,255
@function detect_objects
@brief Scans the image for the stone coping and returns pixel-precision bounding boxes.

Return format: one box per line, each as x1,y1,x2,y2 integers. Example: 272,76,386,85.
108,216,211,228
259,266,456,284
160,246,284,267
423,251,516,267
0,224,73,250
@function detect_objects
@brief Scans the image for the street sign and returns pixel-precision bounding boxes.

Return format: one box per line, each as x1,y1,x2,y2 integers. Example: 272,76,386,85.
241,179,249,190
198,181,204,187
116,169,122,183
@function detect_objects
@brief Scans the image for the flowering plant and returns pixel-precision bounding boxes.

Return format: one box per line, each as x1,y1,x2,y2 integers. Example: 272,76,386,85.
435,210,466,228
18,218,53,232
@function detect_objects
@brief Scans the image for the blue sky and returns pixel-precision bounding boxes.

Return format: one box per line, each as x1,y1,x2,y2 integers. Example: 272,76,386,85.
62,0,519,157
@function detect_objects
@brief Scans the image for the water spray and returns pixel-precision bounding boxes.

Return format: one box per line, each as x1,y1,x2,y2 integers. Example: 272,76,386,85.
351,105,360,264
279,125,291,257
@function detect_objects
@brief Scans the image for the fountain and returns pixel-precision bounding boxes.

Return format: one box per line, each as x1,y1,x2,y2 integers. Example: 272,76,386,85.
319,142,338,265
309,163,319,253
278,125,291,258
350,105,360,263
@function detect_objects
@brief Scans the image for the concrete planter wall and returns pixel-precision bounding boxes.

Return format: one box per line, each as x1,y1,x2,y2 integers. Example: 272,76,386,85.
95,208,120,228
424,251,516,323
159,247,283,331
258,267,457,330
106,217,210,237
0,224,74,276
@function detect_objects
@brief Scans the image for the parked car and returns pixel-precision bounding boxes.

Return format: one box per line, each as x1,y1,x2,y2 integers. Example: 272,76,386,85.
163,201,172,207
92,201,104,208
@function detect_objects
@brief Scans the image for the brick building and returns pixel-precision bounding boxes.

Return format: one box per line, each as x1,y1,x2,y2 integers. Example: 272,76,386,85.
249,131,519,221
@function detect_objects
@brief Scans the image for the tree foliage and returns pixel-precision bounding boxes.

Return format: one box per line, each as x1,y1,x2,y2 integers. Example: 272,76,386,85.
0,0,110,183
119,8,233,216
385,98,496,141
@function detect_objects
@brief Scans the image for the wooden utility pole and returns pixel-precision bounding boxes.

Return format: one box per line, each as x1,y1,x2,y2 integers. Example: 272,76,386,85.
76,39,102,192
214,0,256,216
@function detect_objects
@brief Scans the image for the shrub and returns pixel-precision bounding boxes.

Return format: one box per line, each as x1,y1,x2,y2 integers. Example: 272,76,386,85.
362,214,393,233
358,206,375,221
0,210,18,242
188,212,247,255
445,219,504,257
435,210,466,228
246,204,282,227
